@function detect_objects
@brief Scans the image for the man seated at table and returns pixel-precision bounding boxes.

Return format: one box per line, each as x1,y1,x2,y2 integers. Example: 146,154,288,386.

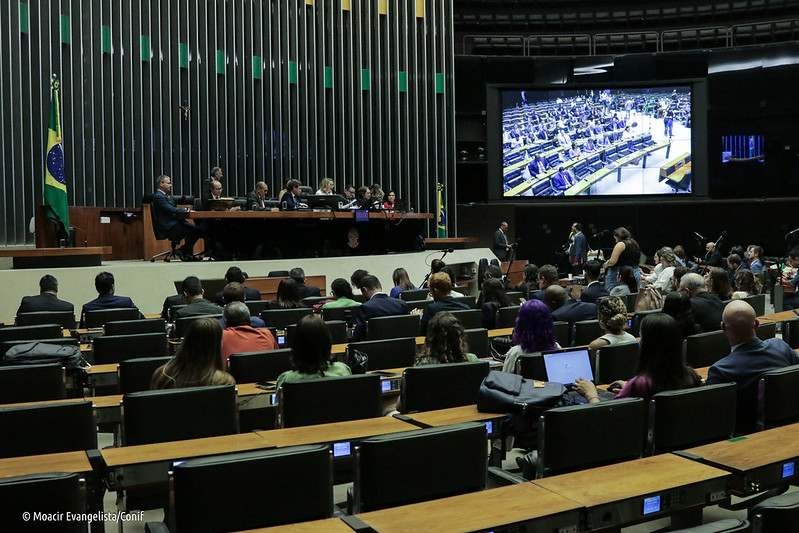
201,166,224,209
280,179,307,210
551,166,573,191
219,282,266,328
152,174,202,261
174,276,223,320
16,274,74,315
580,260,610,304
80,271,141,327
679,273,724,332
529,265,571,301
706,300,799,434
221,301,279,369
694,241,724,269
214,266,262,305
781,248,799,311
353,275,409,341
247,181,270,211
417,272,469,335
290,267,321,299
543,285,597,324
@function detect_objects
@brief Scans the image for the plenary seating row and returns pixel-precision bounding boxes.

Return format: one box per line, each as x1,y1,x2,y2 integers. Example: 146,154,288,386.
517,342,640,386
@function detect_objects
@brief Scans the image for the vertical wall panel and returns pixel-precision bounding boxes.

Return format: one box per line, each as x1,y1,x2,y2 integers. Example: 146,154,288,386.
1,0,454,244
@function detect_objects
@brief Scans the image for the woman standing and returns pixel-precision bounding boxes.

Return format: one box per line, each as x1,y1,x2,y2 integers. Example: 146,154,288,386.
603,227,642,291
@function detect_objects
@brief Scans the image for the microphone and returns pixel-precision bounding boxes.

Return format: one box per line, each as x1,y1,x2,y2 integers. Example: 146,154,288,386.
592,229,608,238
714,231,728,247
785,228,799,240
693,231,705,241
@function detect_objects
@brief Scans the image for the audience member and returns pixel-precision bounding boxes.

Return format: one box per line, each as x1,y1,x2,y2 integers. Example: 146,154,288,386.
414,312,478,365
513,263,539,299
609,265,638,297
80,271,141,327
271,279,303,309
221,302,278,368
502,299,559,374
781,248,799,311
390,267,417,299
587,296,636,363
603,227,642,291
706,266,733,300
670,266,689,293
321,278,362,309
478,278,513,329
350,269,370,290
695,241,724,268
529,264,567,301
661,291,701,338
151,317,235,389
679,272,725,332
174,276,224,319
645,246,677,293
220,282,265,328
275,315,351,388
673,245,688,267
745,245,764,274
160,291,186,321
732,270,762,298
418,272,469,334
289,267,321,299
151,174,202,260
706,300,799,434
580,260,609,303
214,266,261,305
543,285,597,324
16,274,74,315
568,222,588,275
353,275,409,341
280,179,306,210
726,253,742,289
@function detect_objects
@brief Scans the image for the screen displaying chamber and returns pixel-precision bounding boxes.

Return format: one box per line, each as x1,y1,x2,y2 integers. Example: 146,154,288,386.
501,87,692,198
722,135,765,163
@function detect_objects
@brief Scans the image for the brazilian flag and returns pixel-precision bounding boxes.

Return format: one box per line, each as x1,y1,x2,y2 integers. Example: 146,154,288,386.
436,183,447,238
44,76,69,236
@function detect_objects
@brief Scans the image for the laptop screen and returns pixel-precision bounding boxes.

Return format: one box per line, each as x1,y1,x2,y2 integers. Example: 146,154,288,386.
543,348,594,386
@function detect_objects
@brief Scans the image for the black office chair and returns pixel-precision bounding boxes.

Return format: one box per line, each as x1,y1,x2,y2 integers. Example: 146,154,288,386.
630,309,660,337
495,306,521,328
227,348,293,383
173,314,223,338
367,314,420,341
286,320,347,344
756,321,777,340
781,317,799,349
400,288,429,301
321,305,362,324
118,356,173,393
749,491,799,533
15,310,76,329
92,332,170,365
259,308,313,329
244,300,271,317
406,300,432,313
159,445,332,533
347,338,416,371
104,318,166,336
0,472,88,533
670,519,749,533
267,270,290,277
0,363,66,404
0,401,96,458
448,309,483,329
553,320,569,347
453,295,477,308
167,304,187,322
301,296,328,308
536,398,646,478
400,360,491,413
756,364,799,431
623,293,638,313
0,324,62,343
463,328,490,358
277,374,382,428
121,385,239,446
684,330,730,368
349,422,487,513
147,196,182,262
506,291,524,305
570,319,604,347
83,307,141,329
647,383,737,455
595,341,639,385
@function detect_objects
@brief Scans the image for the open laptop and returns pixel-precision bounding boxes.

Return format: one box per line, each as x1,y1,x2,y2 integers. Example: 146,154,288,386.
542,348,616,402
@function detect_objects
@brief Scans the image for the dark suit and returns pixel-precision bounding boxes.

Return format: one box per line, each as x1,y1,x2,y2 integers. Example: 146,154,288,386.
551,171,572,191
213,286,262,306
16,293,74,315
420,296,469,334
706,337,799,434
530,286,573,302
353,293,409,341
493,229,510,260
551,299,597,324
580,281,609,304
247,190,267,211
280,191,302,210
174,298,224,320
161,294,186,320
152,189,202,256
690,292,725,332
702,250,725,268
296,283,322,300
80,293,140,327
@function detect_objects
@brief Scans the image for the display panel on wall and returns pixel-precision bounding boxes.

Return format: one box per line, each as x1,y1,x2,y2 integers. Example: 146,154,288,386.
500,87,693,198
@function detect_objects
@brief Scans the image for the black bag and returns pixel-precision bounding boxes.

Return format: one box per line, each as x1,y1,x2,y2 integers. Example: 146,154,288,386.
477,370,566,416
346,348,369,375
3,342,89,370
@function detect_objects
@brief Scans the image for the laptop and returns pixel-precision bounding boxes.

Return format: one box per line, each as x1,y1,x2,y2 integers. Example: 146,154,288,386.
542,348,616,402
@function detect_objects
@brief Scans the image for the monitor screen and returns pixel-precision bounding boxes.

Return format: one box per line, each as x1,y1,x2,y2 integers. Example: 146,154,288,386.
333,441,352,458
500,86,692,198
643,495,661,515
543,348,594,386
722,134,765,163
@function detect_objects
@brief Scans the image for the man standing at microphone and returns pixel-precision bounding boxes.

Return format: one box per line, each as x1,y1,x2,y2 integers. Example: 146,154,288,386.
568,222,588,275
493,221,512,261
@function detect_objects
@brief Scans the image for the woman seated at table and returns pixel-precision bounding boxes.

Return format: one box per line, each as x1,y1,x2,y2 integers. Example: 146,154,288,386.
268,278,303,309
587,296,636,364
661,291,700,338
315,177,335,195
732,269,762,299
643,247,677,294
573,313,701,403
389,267,418,299
414,312,478,365
321,278,362,309
502,299,560,374
706,266,733,301
276,314,351,388
151,317,235,389
513,263,539,300
478,278,513,329
382,190,397,210
609,265,638,297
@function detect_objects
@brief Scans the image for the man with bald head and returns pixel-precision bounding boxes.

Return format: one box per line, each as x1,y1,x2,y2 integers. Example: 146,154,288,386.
543,284,596,324
706,300,799,434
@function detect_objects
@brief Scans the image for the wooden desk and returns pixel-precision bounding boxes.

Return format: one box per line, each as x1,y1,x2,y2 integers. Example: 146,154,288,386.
257,417,418,448
0,451,91,479
534,454,730,531
758,309,799,322
238,518,354,532
357,482,582,533
189,211,433,221
400,405,505,429
682,423,799,495
0,246,112,269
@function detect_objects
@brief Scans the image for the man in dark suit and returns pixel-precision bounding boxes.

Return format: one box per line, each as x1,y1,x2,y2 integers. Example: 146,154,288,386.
492,221,512,261
80,271,141,327
706,300,799,434
201,166,224,210
174,276,224,320
551,166,573,191
353,275,410,341
152,175,202,260
247,181,269,211
418,273,469,334
280,179,306,210
529,264,571,302
580,260,609,304
214,266,262,305
694,241,725,269
527,154,548,177
544,285,597,324
289,267,322,300
680,273,725,332
16,275,74,315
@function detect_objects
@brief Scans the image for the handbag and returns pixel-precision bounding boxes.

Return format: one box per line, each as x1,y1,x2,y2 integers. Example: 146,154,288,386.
635,286,663,311
477,370,566,416
346,348,369,375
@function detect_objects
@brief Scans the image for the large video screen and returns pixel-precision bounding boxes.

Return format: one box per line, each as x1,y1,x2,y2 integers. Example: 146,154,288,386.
501,87,692,198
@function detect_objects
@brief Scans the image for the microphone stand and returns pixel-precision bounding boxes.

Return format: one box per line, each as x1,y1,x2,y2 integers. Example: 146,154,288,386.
420,248,454,288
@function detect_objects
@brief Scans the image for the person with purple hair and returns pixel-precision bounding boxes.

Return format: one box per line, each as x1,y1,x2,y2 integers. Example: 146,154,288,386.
502,299,560,373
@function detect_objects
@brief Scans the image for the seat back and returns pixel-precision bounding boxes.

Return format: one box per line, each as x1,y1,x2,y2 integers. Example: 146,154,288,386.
321,305,362,324
756,321,777,340
463,328,490,358
506,291,524,305
171,445,332,532
148,198,168,239
537,398,646,477
757,364,799,431
83,307,141,329
15,311,76,329
267,270,290,277
0,363,66,404
118,356,173,393
352,422,487,513
595,342,639,385
518,353,547,380
301,296,328,308
570,319,603,347
749,491,799,533
400,288,429,301
92,332,170,365
0,401,96,458
122,385,239,446
367,314,419,341
553,320,569,347
400,360,491,413
781,317,799,349
623,293,638,312
104,318,166,336
496,305,522,328
244,300,271,316
347,338,416,371
630,309,660,337
173,314,223,338
406,300,432,313
287,320,348,344
684,330,730,368
0,472,87,533
259,308,313,329
453,295,477,308
227,348,293,383
647,383,737,455
448,309,483,329
278,374,382,428
740,293,766,316
0,324,62,343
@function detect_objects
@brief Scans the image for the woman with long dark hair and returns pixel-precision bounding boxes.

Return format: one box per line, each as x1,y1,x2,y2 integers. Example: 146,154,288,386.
271,278,302,309
603,227,642,291
661,291,701,338
390,267,418,298
706,266,733,300
609,265,638,297
276,314,351,388
513,263,539,299
502,299,559,374
479,278,513,329
415,312,477,365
